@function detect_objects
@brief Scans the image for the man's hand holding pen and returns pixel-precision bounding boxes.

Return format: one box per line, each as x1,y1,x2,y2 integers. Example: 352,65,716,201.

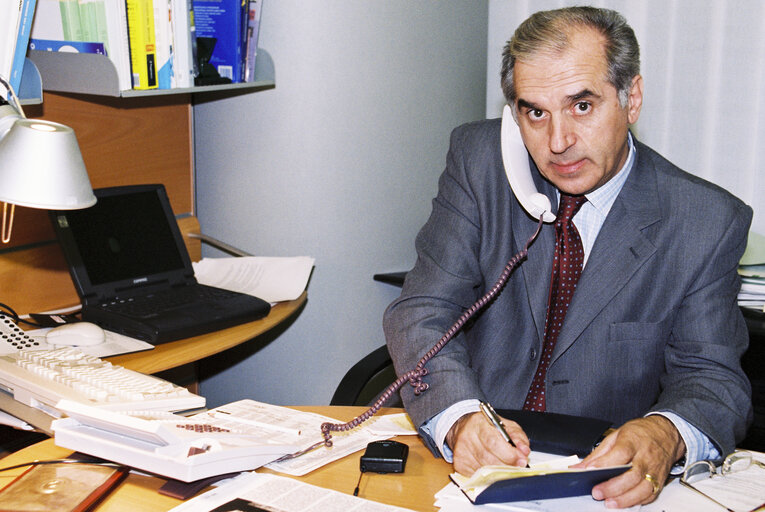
446,403,531,475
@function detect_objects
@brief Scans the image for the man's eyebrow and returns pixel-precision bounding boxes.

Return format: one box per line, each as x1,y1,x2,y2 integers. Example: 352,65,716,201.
567,89,600,103
516,90,600,111
516,98,539,111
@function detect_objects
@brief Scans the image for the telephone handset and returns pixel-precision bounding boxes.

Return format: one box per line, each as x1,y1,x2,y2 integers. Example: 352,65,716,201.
500,104,556,223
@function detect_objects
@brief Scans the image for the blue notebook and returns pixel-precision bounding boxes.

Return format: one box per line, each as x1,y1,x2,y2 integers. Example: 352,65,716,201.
451,464,631,504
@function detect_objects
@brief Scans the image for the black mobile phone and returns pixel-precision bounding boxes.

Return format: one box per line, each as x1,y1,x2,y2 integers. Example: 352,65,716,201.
359,440,408,474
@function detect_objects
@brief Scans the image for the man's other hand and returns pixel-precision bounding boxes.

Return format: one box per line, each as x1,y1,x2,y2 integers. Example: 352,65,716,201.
573,415,686,509
446,411,531,475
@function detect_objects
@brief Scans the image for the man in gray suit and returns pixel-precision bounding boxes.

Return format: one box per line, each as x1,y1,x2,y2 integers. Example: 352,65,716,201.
384,6,752,508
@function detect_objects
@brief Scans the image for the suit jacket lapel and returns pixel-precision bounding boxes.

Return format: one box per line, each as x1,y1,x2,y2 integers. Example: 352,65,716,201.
552,143,662,360
514,161,558,344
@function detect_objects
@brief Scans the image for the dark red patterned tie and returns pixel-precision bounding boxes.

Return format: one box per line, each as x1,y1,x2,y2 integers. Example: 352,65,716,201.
523,194,587,412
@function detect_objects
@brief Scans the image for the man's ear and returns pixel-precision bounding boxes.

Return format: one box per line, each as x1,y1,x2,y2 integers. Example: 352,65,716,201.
627,75,643,124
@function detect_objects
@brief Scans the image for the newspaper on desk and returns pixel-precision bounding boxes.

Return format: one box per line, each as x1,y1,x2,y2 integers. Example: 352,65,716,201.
265,409,417,476
169,472,416,512
199,400,416,477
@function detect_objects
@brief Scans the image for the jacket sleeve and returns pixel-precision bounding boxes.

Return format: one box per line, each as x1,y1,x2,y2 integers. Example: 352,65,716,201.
383,123,495,431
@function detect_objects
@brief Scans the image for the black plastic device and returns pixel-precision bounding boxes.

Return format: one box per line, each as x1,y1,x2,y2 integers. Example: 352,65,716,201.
359,440,408,474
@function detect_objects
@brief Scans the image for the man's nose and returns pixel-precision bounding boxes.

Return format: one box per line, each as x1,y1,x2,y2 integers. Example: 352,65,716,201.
548,115,575,154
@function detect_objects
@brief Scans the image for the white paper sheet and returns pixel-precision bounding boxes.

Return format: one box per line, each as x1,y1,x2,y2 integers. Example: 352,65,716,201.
264,413,417,476
193,256,315,303
169,472,416,512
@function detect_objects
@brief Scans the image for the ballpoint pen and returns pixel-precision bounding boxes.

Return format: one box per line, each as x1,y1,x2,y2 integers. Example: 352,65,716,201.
479,401,515,447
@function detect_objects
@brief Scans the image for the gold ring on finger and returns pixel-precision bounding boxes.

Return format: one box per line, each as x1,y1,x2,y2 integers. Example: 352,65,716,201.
644,473,660,494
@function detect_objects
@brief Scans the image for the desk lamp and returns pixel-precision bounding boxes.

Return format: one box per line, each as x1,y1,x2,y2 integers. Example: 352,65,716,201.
0,76,96,243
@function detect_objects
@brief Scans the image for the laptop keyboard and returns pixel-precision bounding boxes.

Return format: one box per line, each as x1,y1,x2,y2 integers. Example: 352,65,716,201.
99,286,242,318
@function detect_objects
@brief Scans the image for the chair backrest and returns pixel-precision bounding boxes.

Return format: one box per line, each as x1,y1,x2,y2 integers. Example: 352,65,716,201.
330,345,401,407
331,272,409,407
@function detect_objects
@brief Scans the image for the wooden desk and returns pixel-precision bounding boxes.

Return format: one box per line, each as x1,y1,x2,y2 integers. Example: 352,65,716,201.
4,407,758,512
0,406,452,512
0,294,307,433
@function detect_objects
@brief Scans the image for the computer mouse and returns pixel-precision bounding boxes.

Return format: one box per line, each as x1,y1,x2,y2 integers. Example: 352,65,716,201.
46,322,106,346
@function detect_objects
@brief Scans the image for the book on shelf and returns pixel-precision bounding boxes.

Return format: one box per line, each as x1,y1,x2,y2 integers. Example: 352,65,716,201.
0,0,37,95
26,0,263,93
31,0,132,91
78,0,106,45
243,0,262,82
10,0,37,94
169,0,196,87
102,0,132,91
192,0,246,83
0,1,19,90
58,0,83,40
153,0,173,89
125,0,158,89
29,38,105,54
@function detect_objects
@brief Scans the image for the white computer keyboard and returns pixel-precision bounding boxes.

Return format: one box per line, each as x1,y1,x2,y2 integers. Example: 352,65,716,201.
0,347,205,415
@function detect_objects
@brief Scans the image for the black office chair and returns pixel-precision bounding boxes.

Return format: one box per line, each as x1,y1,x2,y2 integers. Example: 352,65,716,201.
330,345,401,407
328,272,409,407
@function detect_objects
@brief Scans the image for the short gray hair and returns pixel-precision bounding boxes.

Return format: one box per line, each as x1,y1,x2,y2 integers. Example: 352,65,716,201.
501,6,640,107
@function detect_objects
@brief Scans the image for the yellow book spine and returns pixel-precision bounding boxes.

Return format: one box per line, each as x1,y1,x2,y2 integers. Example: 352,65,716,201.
126,0,157,89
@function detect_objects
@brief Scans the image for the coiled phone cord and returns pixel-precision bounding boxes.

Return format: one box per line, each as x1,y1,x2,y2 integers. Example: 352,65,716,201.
278,216,546,461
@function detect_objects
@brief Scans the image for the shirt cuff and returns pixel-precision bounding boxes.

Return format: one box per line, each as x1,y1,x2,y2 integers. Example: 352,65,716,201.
420,399,481,462
647,411,721,475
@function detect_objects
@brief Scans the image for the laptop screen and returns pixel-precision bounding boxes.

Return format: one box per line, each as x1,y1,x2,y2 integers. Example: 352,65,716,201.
52,184,195,301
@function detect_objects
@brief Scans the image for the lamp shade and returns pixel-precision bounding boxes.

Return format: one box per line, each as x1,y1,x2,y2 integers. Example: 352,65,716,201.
0,118,96,210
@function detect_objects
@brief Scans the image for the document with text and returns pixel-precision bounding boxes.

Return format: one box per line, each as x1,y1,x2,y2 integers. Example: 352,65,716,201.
193,256,315,303
169,472,416,512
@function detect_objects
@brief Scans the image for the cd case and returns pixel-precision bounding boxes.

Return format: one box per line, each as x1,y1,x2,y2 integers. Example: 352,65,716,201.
0,462,128,512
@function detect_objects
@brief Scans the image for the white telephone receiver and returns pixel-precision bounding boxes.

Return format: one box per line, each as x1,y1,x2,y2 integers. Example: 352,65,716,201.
500,104,556,223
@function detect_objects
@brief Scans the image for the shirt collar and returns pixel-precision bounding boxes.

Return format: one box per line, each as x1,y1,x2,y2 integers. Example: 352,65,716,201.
582,132,635,217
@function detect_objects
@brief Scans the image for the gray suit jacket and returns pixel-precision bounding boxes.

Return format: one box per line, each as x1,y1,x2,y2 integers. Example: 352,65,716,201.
383,118,753,456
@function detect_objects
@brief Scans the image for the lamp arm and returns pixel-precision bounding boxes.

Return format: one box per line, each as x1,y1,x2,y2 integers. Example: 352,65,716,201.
0,74,26,119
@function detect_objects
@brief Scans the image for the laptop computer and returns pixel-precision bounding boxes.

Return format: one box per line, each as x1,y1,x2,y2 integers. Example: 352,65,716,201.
50,184,271,344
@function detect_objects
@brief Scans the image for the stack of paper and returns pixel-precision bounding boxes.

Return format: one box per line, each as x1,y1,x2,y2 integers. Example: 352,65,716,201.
739,232,765,312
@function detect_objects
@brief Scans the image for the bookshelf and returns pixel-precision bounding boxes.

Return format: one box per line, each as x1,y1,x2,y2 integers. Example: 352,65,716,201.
1,48,275,316
25,49,274,97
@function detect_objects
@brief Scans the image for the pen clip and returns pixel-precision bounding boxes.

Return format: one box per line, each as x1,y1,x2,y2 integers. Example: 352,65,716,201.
479,401,514,446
